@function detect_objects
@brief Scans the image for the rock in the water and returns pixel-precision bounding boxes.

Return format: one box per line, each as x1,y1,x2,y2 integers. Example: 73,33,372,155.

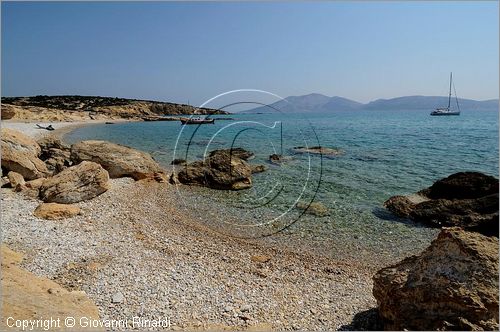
373,227,499,331
292,146,344,157
71,140,164,181
34,203,81,220
171,158,186,165
214,147,254,161
40,161,110,203
251,164,267,174
383,194,429,218
1,128,49,180
384,172,499,236
7,171,25,188
424,172,499,200
296,201,330,217
269,154,284,164
410,194,499,237
177,149,253,190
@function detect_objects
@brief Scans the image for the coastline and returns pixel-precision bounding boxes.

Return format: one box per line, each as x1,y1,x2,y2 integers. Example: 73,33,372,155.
2,114,497,330
1,119,135,140
1,119,381,330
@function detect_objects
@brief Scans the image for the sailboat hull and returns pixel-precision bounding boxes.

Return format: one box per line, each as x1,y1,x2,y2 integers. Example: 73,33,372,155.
430,111,460,116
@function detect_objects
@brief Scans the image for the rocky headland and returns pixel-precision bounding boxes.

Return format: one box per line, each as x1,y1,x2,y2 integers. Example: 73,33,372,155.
1,95,228,122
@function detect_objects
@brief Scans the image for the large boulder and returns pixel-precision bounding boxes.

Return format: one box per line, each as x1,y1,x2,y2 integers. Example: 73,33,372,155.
424,172,499,200
373,227,499,331
39,161,109,203
1,129,49,180
384,172,499,237
1,128,41,156
176,149,253,190
70,140,164,180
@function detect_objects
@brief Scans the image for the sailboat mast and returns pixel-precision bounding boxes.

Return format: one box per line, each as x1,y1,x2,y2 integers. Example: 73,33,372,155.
447,72,452,109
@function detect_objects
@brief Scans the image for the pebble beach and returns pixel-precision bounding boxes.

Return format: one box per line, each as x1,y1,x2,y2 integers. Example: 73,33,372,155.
1,120,382,330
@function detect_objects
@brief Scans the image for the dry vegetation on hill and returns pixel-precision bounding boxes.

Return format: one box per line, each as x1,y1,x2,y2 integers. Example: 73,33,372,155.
1,95,228,121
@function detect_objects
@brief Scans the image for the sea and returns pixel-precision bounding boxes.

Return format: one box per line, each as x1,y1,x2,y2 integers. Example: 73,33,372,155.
66,109,499,263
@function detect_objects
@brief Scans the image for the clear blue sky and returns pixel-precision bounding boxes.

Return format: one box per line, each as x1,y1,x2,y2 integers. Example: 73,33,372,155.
2,1,498,105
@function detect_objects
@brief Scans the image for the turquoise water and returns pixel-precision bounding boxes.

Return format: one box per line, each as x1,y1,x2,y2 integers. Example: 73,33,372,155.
66,109,498,252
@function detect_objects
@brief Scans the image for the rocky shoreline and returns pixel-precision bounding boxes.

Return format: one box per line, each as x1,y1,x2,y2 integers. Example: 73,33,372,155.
1,96,228,122
1,120,498,331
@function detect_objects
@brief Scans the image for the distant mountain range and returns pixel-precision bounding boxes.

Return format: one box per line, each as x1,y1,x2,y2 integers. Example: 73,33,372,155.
241,93,499,113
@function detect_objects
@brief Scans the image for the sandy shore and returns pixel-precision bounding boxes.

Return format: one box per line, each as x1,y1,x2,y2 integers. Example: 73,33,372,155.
1,119,384,330
1,119,133,140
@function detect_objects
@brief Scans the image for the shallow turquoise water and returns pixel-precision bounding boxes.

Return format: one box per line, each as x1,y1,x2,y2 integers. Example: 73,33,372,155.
66,109,498,250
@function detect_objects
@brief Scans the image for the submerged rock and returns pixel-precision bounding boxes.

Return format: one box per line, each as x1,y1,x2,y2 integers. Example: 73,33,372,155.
373,227,499,331
71,140,165,181
269,154,284,164
251,164,267,174
40,161,110,203
296,201,330,217
219,147,254,161
176,148,254,190
384,172,499,237
292,146,344,157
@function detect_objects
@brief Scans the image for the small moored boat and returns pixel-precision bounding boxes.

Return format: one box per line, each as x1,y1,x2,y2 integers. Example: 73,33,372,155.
179,117,214,125
430,72,461,116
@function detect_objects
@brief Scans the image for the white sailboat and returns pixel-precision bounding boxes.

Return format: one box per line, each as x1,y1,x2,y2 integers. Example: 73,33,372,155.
430,72,461,116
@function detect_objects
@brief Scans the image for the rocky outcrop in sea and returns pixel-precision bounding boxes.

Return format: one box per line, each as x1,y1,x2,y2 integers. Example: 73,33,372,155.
174,148,266,190
384,172,499,237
